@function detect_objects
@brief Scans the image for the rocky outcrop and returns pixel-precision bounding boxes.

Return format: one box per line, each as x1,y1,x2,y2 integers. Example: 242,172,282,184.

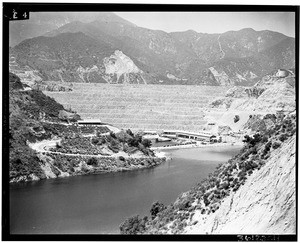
207,74,295,132
36,153,166,181
103,50,146,84
58,110,80,122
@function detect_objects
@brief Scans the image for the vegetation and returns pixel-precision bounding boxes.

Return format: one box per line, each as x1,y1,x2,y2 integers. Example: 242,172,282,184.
150,201,166,219
9,72,23,90
234,115,240,123
119,113,296,234
87,157,98,166
119,215,148,235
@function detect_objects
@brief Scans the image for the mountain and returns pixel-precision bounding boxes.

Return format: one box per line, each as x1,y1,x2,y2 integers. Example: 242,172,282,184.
9,12,135,47
9,12,295,86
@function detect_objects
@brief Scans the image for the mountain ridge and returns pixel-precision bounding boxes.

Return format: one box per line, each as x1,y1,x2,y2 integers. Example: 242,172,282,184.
10,13,295,86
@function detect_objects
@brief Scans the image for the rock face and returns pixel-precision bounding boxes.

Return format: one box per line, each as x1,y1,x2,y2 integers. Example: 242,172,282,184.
103,50,146,84
185,135,296,234
207,74,295,132
9,12,295,86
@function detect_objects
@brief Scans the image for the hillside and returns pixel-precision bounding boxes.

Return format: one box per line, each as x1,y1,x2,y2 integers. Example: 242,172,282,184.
185,134,296,234
119,112,296,234
9,73,164,183
205,74,295,133
9,12,295,86
9,72,80,182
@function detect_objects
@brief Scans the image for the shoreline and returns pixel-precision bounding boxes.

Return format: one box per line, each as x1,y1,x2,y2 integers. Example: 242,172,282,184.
151,141,244,151
10,155,166,184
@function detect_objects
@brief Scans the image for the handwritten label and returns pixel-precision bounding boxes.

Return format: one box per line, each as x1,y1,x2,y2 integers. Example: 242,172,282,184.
8,8,29,21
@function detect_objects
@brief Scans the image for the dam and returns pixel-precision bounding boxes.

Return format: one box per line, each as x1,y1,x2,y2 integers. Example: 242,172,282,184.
45,83,229,132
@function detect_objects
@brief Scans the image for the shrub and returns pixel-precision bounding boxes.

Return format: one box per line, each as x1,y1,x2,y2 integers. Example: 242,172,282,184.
126,129,134,137
141,139,152,148
110,131,117,139
261,136,268,143
279,133,288,142
87,157,98,166
56,142,62,148
91,137,99,145
150,201,166,219
234,115,240,123
119,215,147,234
119,156,125,161
129,134,142,147
272,141,281,149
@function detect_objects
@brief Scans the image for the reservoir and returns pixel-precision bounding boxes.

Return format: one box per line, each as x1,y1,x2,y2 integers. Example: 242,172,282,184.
10,146,241,234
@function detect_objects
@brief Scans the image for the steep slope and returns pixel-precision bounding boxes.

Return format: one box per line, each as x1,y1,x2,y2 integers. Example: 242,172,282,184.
12,32,149,84
9,72,81,182
10,12,295,86
119,113,296,234
206,73,295,132
185,134,296,234
9,12,135,47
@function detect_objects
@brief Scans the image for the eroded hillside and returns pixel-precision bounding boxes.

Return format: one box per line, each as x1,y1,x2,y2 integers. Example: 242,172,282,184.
9,12,295,86
119,113,296,234
185,134,296,234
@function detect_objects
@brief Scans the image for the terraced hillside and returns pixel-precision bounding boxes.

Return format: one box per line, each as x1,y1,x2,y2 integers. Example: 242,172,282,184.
45,84,229,132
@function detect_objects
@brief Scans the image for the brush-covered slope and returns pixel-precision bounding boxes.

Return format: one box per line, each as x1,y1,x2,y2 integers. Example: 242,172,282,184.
185,133,296,234
9,72,81,182
119,113,296,234
10,12,295,86
9,73,163,183
9,73,80,180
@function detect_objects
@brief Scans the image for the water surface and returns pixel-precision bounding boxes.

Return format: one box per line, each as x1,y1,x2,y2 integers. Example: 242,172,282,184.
10,146,241,234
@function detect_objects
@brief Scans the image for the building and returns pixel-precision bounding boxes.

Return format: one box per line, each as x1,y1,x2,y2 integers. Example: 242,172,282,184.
176,131,216,142
162,130,216,142
77,119,103,126
161,130,177,138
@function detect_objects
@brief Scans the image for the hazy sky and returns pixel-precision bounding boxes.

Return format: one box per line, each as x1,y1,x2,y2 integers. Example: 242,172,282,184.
116,12,295,37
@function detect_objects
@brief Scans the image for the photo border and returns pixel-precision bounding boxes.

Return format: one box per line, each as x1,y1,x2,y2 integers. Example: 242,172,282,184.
2,3,299,241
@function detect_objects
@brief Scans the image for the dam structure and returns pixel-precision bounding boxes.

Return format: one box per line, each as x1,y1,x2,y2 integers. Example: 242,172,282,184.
45,83,229,132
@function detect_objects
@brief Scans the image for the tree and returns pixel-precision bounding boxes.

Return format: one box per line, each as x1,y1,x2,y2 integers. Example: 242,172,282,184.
150,201,166,219
91,137,99,145
126,129,134,137
119,215,147,234
87,157,98,166
129,135,142,147
141,139,152,148
110,131,117,139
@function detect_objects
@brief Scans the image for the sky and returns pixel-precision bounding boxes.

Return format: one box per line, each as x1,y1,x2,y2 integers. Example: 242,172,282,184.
116,12,295,37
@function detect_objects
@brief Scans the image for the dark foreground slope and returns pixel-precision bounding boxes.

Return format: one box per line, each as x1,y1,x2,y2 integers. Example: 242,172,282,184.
119,112,296,234
9,72,80,182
